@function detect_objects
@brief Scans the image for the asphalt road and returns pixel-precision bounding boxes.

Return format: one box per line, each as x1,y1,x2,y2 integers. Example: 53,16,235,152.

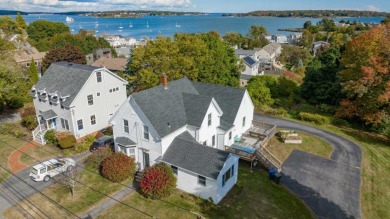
0,152,90,218
254,113,362,219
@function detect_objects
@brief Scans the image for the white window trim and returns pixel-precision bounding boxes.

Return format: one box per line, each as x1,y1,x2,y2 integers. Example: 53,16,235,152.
77,119,83,131
87,94,94,106
143,125,149,140
90,115,96,125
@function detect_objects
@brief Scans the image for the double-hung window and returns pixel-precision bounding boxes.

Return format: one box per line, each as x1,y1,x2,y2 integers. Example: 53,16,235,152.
61,118,70,130
96,72,102,82
144,125,149,140
208,113,212,126
87,95,93,106
242,116,246,127
123,119,129,133
171,166,178,176
77,119,83,130
212,135,215,146
198,175,206,186
90,115,96,125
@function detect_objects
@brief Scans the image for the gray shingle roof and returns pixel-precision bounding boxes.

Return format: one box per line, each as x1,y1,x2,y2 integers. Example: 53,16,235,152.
34,62,100,107
40,109,57,120
162,131,230,179
235,49,256,56
240,74,254,81
218,120,235,131
183,93,213,127
115,137,136,146
192,81,246,125
131,77,246,138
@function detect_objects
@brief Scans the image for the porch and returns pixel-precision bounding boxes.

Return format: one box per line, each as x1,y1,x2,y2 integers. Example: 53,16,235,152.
225,120,281,171
32,109,59,144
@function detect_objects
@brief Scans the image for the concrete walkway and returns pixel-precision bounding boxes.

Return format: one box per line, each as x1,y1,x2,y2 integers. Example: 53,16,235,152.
82,184,136,219
7,142,41,173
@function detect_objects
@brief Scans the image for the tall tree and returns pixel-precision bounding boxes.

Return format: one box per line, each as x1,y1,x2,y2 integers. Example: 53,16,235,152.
27,20,69,51
129,33,241,92
337,23,390,125
301,46,343,105
42,44,86,72
27,58,39,85
222,32,243,48
15,12,27,29
246,25,269,49
246,76,274,108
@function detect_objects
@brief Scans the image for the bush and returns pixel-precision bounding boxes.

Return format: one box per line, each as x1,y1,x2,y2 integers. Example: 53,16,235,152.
57,133,76,149
101,153,136,182
74,135,95,154
85,147,113,170
332,118,350,127
21,115,37,130
140,163,177,199
44,130,57,144
298,112,331,125
0,123,26,138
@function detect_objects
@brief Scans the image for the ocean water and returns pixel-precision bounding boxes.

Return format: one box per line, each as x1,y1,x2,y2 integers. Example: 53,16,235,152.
18,13,384,40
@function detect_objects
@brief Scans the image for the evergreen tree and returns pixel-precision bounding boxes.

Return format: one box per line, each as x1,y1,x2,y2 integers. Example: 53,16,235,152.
27,58,39,84
15,12,27,29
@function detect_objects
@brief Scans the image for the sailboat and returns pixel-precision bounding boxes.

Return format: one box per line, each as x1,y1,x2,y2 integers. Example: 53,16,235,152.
175,22,181,28
146,21,149,28
118,23,123,32
129,21,133,28
66,16,74,23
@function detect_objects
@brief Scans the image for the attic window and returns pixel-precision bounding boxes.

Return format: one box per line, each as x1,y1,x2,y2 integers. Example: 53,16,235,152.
96,72,102,82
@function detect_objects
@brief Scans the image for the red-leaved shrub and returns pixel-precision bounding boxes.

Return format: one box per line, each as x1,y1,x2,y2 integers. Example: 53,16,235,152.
101,153,136,182
140,163,176,199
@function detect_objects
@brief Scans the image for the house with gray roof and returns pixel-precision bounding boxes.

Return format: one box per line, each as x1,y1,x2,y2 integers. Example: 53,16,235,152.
30,62,128,144
110,74,253,203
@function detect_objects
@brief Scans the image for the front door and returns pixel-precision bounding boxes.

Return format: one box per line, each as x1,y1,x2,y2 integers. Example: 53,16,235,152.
52,118,56,128
143,152,150,169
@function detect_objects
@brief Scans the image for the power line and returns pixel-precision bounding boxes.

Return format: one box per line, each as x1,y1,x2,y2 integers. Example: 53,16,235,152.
1,137,204,218
0,164,81,219
0,140,156,219
0,184,36,219
0,173,51,219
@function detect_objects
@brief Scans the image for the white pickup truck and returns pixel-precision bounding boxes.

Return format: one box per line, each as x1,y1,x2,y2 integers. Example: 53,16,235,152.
29,158,76,182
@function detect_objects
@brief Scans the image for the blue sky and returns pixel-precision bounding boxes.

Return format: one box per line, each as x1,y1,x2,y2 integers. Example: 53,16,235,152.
0,0,389,13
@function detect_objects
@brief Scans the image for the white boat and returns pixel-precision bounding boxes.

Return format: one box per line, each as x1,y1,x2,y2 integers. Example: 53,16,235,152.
66,16,74,23
129,21,133,28
175,22,181,28
119,23,123,29
146,21,149,28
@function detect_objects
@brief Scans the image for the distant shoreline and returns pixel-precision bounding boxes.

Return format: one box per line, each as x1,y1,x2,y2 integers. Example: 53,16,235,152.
222,10,388,18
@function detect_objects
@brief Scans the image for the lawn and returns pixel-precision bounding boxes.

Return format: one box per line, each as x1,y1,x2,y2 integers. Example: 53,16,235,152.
273,116,390,219
0,134,27,182
3,167,133,218
19,144,63,166
97,162,314,219
267,130,333,163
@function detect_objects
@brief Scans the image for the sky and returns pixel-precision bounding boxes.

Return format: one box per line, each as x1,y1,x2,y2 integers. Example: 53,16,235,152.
0,0,389,13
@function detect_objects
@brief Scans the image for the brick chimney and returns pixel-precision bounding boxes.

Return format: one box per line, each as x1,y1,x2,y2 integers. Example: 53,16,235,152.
161,73,168,89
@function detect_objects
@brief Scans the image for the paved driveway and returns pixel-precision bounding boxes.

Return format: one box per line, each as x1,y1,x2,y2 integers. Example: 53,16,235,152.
254,113,362,219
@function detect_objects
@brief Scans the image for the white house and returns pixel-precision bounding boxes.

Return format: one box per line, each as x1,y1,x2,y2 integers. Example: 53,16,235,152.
241,56,259,76
110,75,254,203
257,43,282,64
30,62,128,144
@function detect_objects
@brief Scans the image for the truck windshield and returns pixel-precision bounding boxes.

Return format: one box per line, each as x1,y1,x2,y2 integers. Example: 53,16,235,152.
30,168,38,175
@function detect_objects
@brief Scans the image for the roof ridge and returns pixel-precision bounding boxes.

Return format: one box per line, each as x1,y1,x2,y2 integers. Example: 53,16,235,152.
192,80,245,91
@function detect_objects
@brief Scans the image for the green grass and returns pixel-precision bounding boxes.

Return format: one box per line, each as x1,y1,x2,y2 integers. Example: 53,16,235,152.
98,163,314,219
19,144,63,166
268,130,333,163
270,115,390,219
0,134,27,182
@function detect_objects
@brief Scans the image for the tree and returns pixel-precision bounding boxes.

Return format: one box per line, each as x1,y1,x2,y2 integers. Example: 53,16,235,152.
279,45,312,68
0,16,24,37
42,44,86,72
337,23,390,125
246,76,274,108
381,15,390,24
129,33,241,91
301,46,343,105
15,12,26,29
60,167,81,198
246,25,269,49
27,20,69,51
303,21,312,29
223,32,243,48
27,58,39,85
140,163,176,199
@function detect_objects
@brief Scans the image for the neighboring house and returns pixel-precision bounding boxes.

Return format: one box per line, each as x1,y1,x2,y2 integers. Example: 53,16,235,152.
311,41,330,56
14,43,46,73
257,43,282,64
86,48,112,65
235,49,258,61
91,57,127,72
287,33,303,44
241,56,259,76
115,47,132,58
30,62,128,144
110,75,254,203
271,35,288,44
101,33,137,48
240,71,264,87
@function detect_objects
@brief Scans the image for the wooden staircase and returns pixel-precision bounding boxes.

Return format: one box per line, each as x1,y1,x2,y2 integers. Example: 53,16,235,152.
255,148,282,172
134,171,144,183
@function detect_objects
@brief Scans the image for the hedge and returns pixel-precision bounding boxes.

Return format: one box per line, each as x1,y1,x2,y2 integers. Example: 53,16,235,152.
101,153,136,182
85,147,113,170
140,163,176,199
298,112,331,125
57,133,76,149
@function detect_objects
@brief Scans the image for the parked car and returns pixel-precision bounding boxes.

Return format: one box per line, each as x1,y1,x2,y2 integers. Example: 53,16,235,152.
89,135,114,152
30,158,76,182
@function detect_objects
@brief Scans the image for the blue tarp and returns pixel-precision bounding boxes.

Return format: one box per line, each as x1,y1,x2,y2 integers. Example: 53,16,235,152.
231,144,255,153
